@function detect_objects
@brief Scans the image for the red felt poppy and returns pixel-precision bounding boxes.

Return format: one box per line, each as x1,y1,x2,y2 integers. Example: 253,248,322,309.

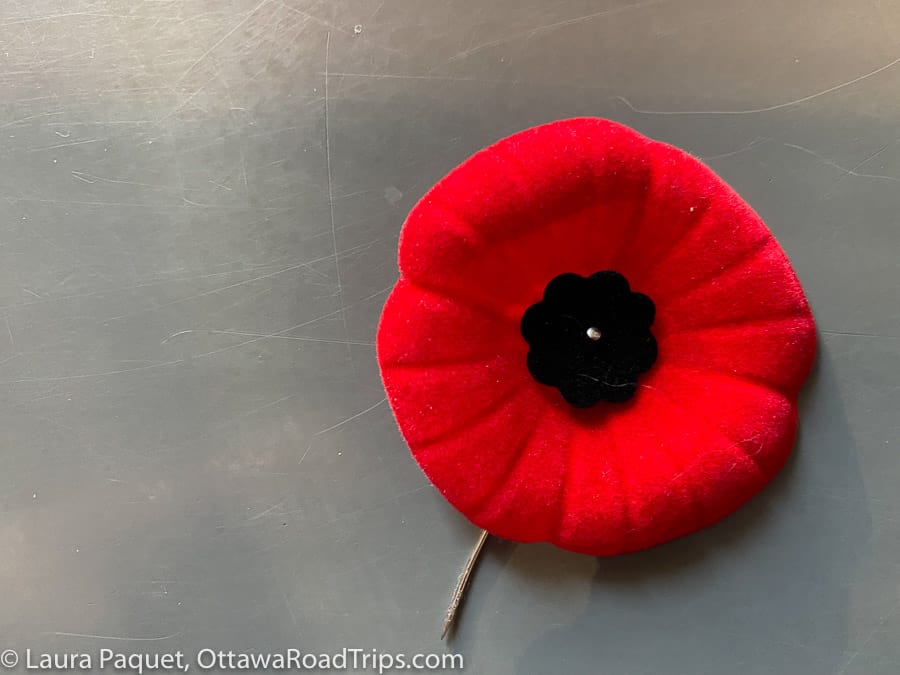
376,117,816,556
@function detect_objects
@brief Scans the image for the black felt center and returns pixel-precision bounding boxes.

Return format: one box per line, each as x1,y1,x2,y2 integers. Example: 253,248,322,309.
520,271,657,407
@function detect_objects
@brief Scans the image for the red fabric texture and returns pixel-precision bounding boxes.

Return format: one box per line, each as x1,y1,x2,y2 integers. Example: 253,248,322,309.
376,118,816,556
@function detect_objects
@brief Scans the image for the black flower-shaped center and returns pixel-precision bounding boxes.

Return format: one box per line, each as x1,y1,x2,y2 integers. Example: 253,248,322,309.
520,271,657,407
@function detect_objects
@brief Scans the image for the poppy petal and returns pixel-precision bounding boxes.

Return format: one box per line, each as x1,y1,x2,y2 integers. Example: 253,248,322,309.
377,279,519,368
660,240,811,332
471,400,574,543
413,388,546,513
555,377,768,555
398,120,656,320
638,194,773,307
645,364,798,479
658,315,816,396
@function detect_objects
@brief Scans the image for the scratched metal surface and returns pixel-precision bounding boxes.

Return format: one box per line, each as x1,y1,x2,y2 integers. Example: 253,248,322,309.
0,1,898,673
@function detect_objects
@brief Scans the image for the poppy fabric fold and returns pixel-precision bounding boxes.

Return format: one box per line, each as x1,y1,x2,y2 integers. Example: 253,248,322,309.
377,117,816,556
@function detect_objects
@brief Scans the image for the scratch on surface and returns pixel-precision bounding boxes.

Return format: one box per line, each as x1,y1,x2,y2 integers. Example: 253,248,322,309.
162,283,392,361
69,171,181,192
0,353,21,368
239,148,249,194
5,197,276,211
274,1,403,55
298,397,388,470
328,71,508,85
0,284,390,385
201,286,273,322
0,110,67,129
615,54,900,115
332,188,378,200
824,143,892,197
5,315,17,353
247,8,300,81
49,631,181,642
0,253,291,311
175,0,270,84
314,398,387,436
163,328,375,346
181,197,228,208
29,226,115,283
107,254,337,322
243,393,297,416
16,388,65,407
106,239,388,324
297,441,314,467
699,137,770,161
0,360,183,385
284,595,299,631
157,82,209,124
821,330,899,340
310,484,431,530
323,31,352,364
29,138,106,152
837,601,900,674
783,143,900,182
434,0,662,69
246,499,287,522
70,171,96,184
0,12,158,28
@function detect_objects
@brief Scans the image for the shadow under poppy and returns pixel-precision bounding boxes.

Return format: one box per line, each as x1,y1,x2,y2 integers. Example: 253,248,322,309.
512,341,869,675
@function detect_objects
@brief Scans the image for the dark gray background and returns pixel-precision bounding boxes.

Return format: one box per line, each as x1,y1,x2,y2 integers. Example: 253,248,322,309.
0,1,897,673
